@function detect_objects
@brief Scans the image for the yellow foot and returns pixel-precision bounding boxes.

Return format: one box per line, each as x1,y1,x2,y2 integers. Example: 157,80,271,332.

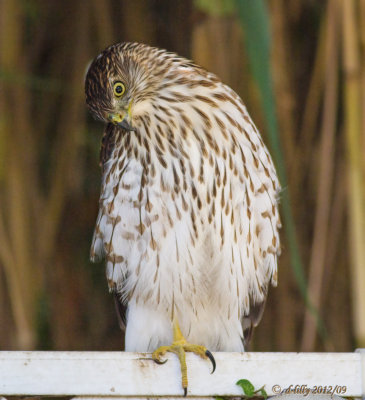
151,321,216,396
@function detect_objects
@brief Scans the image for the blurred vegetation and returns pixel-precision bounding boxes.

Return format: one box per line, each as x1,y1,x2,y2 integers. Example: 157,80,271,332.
0,0,364,352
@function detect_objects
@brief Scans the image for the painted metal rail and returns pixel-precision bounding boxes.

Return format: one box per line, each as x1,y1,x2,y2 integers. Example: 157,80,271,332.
0,350,364,398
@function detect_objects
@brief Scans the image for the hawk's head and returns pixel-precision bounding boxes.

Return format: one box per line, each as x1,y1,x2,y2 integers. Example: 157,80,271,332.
85,42,165,131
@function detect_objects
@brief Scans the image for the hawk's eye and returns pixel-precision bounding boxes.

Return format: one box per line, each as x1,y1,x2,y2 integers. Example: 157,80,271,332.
113,81,126,97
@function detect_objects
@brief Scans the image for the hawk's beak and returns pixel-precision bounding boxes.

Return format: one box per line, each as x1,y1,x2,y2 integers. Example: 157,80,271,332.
108,111,136,132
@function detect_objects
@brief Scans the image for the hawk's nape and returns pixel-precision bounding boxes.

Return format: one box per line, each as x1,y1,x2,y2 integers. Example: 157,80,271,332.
85,42,281,395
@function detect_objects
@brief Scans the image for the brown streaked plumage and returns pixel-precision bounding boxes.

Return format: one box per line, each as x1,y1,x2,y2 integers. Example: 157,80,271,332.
85,41,281,390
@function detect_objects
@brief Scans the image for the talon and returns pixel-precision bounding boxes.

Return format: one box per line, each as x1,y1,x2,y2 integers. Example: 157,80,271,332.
205,350,216,373
152,320,213,394
153,357,168,365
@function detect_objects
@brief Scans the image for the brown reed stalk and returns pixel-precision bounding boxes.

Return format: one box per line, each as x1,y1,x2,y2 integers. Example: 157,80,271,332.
342,0,365,347
0,0,39,349
301,0,339,351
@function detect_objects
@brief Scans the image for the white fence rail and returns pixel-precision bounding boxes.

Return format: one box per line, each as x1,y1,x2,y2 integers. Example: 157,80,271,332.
0,350,364,398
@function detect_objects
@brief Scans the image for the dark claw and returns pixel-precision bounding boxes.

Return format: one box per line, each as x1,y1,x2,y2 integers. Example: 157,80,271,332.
205,350,216,374
153,358,168,365
184,387,187,397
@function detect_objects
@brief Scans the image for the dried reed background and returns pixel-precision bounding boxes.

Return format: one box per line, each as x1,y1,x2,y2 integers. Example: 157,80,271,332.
0,0,364,352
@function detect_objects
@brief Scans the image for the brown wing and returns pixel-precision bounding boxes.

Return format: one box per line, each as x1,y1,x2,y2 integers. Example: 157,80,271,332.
90,123,119,263
96,123,127,331
241,293,267,348
100,123,118,170
113,292,127,331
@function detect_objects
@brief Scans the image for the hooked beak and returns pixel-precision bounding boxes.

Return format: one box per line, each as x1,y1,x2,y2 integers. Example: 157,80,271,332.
108,111,136,131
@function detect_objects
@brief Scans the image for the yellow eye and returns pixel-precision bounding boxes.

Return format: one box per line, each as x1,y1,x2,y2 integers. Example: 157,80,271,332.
113,81,126,97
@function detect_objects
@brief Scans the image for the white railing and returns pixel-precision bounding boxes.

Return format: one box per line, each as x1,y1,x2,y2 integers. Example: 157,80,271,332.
0,350,364,398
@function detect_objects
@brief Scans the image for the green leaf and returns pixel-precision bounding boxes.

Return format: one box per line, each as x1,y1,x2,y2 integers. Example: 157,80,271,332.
259,387,268,399
236,379,256,396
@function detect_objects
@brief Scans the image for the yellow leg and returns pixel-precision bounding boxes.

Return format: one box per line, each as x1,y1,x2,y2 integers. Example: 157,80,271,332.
152,319,216,396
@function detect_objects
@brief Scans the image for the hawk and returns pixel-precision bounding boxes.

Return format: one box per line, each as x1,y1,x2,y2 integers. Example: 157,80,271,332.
85,42,281,394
